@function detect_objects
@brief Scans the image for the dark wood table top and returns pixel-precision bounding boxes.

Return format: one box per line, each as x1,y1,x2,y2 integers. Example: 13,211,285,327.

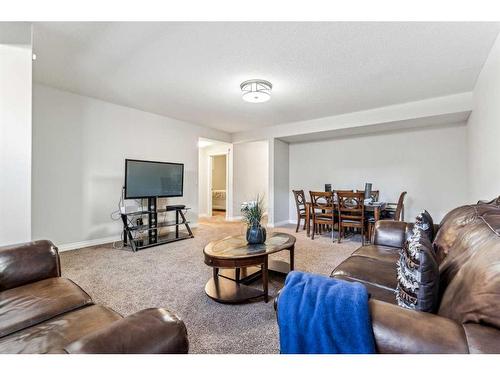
203,232,296,260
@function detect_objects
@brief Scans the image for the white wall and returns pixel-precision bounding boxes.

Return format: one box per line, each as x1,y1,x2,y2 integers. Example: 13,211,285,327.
270,139,289,225
232,140,269,218
0,42,32,246
32,84,230,248
467,33,500,202
198,142,231,217
289,124,468,223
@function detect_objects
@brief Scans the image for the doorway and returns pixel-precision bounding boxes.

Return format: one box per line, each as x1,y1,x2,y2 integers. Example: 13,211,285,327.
198,138,232,220
210,154,227,217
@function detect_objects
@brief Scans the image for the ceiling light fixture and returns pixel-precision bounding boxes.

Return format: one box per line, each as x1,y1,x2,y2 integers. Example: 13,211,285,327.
240,79,272,103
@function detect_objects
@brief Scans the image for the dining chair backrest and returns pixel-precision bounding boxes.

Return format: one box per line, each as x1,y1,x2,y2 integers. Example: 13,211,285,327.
309,191,334,212
394,191,407,221
337,191,365,221
292,190,306,214
333,189,354,202
334,189,354,194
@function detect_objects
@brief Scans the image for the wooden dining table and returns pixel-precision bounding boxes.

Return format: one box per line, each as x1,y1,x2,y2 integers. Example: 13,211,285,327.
304,201,387,237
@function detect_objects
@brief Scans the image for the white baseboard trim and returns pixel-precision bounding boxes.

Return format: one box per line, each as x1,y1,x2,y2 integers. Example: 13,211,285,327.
228,215,243,221
58,222,199,252
276,220,292,227
58,235,121,252
268,220,292,228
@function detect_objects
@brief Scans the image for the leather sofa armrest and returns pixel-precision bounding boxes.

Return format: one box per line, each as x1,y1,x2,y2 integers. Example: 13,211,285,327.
369,299,469,353
372,220,408,248
462,323,500,354
64,308,189,354
0,240,60,291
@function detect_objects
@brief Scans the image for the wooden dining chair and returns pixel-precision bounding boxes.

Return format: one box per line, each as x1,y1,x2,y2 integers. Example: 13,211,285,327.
384,191,407,221
309,191,336,241
292,190,307,232
337,191,366,245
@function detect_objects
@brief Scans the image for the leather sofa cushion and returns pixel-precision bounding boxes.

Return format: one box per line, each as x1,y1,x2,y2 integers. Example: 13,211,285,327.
331,256,398,291
436,202,500,330
333,274,396,305
0,277,92,338
0,305,121,353
438,232,500,328
352,245,400,263
433,204,477,265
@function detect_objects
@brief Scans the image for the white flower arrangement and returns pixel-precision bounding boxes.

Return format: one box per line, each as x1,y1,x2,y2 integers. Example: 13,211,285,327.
241,195,264,226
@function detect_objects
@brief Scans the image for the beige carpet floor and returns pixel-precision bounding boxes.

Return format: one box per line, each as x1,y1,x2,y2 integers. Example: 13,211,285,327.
60,218,360,354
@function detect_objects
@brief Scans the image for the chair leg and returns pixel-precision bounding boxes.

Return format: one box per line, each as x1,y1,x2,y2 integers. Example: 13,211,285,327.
338,224,342,243
361,227,365,246
295,216,300,233
303,219,306,230
311,219,315,239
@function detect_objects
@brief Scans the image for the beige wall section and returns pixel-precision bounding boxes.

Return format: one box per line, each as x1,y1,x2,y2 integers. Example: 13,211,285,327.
289,124,468,223
467,33,500,202
0,38,32,245
212,155,226,190
232,141,269,219
32,84,230,249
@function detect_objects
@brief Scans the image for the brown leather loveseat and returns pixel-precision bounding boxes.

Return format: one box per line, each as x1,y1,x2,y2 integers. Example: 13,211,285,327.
330,198,500,353
0,240,189,354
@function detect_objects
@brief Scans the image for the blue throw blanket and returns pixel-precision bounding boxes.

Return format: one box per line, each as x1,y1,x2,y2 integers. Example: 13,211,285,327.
277,271,375,354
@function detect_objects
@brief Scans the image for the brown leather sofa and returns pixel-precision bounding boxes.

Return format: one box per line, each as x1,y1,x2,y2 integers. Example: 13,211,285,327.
330,198,500,353
0,240,189,354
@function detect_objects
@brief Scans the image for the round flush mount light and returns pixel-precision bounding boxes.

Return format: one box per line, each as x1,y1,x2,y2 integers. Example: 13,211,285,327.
240,79,272,103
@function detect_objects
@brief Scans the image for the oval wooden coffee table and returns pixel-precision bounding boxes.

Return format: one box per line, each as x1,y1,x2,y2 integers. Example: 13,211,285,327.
203,232,296,303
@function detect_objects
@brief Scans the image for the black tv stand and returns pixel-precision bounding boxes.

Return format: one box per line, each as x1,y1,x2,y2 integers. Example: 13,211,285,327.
121,197,194,252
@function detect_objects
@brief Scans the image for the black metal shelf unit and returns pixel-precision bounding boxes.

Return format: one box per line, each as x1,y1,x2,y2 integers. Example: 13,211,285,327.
121,197,194,252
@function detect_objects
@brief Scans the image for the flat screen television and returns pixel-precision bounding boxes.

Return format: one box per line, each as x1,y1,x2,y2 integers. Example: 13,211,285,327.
124,159,184,199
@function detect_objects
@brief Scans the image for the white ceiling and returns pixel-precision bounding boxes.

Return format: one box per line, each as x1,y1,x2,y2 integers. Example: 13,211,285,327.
32,22,500,133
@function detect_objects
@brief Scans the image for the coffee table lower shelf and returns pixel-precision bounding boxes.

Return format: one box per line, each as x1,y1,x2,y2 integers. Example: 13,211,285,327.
205,277,265,304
